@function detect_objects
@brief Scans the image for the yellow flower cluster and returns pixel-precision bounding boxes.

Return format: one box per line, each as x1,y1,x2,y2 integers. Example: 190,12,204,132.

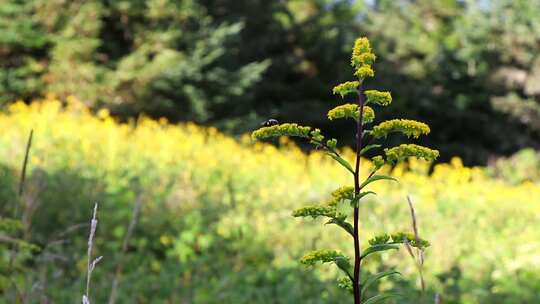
1,97,539,287
292,205,336,219
354,66,375,79
368,234,391,245
372,156,385,169
365,90,392,106
384,144,439,163
390,232,430,249
367,232,429,248
300,249,346,266
351,37,376,79
327,104,375,124
328,186,355,207
251,123,311,140
371,119,430,139
332,81,360,98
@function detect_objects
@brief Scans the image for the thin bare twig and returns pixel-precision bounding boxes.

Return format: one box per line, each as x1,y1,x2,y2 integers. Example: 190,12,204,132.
7,129,34,302
406,196,426,298
18,129,34,199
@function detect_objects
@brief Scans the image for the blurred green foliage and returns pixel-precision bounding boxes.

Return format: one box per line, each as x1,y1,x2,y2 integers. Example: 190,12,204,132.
488,148,540,184
363,0,540,164
0,0,269,124
1,0,540,164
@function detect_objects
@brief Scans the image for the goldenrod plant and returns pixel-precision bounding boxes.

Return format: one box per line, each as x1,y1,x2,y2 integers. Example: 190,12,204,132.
252,37,438,303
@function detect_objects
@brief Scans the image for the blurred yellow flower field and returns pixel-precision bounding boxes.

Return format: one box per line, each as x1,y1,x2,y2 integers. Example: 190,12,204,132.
1,96,539,302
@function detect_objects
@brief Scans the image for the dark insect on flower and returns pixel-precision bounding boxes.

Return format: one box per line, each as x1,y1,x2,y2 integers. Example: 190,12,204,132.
261,119,279,127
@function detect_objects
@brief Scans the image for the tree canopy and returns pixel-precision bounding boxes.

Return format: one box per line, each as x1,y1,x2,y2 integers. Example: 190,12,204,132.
1,0,539,164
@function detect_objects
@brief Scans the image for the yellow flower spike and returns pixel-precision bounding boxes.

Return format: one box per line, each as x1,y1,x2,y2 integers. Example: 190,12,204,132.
327,104,375,124
361,106,375,124
365,90,392,106
292,205,337,219
332,81,360,98
384,144,439,163
371,119,430,139
351,37,373,67
251,123,312,141
354,65,375,79
300,249,347,266
326,185,356,207
351,37,376,80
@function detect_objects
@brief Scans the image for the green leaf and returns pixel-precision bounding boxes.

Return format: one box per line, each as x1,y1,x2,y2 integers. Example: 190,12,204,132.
325,218,354,237
363,293,402,304
360,144,381,155
328,153,355,174
359,175,398,190
334,256,353,278
360,244,399,260
361,270,401,295
357,191,376,201
349,191,376,207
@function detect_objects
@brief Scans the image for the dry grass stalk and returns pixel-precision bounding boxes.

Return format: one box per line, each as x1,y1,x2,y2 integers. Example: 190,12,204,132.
405,196,426,297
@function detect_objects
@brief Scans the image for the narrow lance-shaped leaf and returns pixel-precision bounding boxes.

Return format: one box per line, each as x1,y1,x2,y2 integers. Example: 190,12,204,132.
360,144,381,155
359,175,398,190
334,256,353,280
363,293,403,304
360,244,400,260
349,191,376,208
326,218,354,237
328,153,355,175
357,191,376,201
361,270,401,295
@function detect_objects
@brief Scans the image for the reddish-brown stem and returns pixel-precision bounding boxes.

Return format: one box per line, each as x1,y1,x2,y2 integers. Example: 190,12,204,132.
353,84,365,304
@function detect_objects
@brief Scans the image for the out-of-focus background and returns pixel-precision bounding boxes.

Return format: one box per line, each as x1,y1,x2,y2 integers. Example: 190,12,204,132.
1,0,539,303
